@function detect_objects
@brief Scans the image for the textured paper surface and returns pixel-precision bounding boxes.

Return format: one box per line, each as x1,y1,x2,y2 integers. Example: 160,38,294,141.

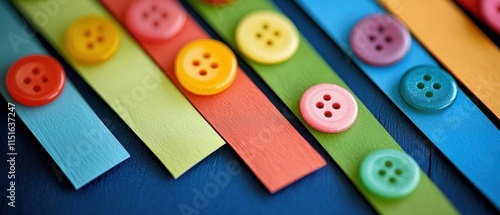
379,0,500,120
13,0,225,178
297,0,500,211
188,0,458,214
100,0,326,193
0,1,129,189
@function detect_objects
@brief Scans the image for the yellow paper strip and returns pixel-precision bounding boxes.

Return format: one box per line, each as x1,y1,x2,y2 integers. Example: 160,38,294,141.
13,0,225,178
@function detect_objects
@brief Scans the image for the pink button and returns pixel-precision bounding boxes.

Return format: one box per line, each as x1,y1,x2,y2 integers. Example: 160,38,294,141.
125,0,186,42
300,84,358,133
349,14,411,66
480,0,500,34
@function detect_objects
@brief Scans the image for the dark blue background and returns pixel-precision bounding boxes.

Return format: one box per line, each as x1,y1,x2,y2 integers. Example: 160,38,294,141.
1,0,499,214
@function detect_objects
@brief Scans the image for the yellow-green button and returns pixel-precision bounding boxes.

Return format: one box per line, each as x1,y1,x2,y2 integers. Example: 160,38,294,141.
235,11,299,64
360,149,420,198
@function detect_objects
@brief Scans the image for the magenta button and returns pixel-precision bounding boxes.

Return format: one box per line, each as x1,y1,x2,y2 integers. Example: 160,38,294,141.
300,84,358,133
480,0,500,34
125,0,186,42
349,14,411,66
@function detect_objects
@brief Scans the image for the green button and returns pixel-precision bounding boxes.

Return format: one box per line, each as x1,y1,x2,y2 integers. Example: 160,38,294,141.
360,149,420,198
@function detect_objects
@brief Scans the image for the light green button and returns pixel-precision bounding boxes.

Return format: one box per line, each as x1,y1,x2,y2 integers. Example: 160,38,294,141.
360,149,420,198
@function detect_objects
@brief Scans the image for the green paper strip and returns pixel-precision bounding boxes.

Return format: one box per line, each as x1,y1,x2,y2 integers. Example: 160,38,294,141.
187,0,457,214
13,0,225,178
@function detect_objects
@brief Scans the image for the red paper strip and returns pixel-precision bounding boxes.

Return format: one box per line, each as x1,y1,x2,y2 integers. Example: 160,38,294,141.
100,0,326,193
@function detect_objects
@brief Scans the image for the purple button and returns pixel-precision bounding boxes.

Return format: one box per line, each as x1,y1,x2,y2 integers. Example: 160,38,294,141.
349,14,411,66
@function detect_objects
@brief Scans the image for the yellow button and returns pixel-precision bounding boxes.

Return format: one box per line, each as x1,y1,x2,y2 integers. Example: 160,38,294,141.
64,16,120,65
236,11,299,64
175,39,237,95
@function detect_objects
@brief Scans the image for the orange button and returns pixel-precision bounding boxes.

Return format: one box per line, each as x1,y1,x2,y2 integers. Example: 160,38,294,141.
6,55,66,106
64,16,120,65
175,39,237,95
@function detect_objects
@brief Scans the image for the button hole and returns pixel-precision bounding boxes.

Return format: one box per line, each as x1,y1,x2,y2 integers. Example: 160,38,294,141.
417,82,425,89
41,76,48,83
97,26,105,31
497,5,500,12
84,30,91,37
153,21,159,28
425,91,433,97
368,35,376,41
87,43,94,49
385,161,392,167
377,26,384,33
210,62,218,69
385,36,392,44
151,5,157,11
274,31,280,37
324,111,332,118
162,12,168,18
262,24,268,30
192,60,200,66
378,170,386,176
199,70,207,76
143,13,149,19
32,67,40,75
323,94,331,101
24,77,31,84
423,74,432,81
203,53,210,59
97,36,104,43
266,40,273,46
375,45,383,51
395,169,403,175
33,85,41,92
332,103,341,110
433,83,441,90
316,102,324,109
256,33,262,38
389,177,397,184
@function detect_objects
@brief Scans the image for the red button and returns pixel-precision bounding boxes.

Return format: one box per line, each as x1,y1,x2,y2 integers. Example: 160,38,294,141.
6,55,66,106
125,0,186,42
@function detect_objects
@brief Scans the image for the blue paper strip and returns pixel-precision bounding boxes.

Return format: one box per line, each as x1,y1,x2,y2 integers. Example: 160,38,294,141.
297,0,500,209
0,1,130,189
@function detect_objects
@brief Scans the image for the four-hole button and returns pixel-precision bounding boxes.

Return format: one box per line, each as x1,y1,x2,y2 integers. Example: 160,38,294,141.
399,66,457,112
65,16,120,65
125,0,186,42
6,55,66,106
236,11,299,64
300,84,358,133
350,14,411,66
175,39,237,95
360,149,420,199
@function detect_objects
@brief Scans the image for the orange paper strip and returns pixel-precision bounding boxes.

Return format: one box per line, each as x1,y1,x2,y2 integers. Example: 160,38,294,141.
379,0,500,120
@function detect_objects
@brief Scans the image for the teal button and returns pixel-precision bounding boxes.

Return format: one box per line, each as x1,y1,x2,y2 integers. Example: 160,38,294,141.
360,149,420,198
399,65,457,112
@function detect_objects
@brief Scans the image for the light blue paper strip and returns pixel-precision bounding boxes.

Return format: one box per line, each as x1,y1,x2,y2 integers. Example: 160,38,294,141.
297,0,500,210
0,1,129,189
